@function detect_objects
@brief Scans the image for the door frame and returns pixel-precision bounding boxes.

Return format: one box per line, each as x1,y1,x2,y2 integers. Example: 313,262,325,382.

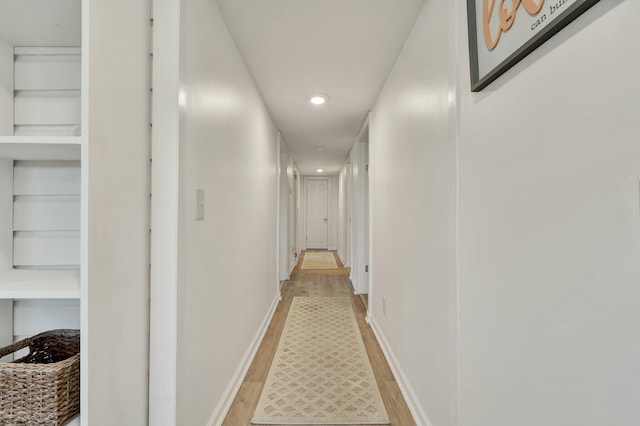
278,135,290,282
302,176,331,250
351,113,371,317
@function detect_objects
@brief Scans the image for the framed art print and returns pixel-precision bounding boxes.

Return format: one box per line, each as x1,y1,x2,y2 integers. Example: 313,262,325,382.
467,0,601,91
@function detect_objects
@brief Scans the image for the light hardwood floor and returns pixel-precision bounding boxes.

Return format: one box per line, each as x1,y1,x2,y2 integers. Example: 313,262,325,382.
222,250,416,426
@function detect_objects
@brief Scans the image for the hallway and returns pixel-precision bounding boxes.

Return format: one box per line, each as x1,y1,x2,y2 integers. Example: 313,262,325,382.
223,251,415,425
3,0,630,423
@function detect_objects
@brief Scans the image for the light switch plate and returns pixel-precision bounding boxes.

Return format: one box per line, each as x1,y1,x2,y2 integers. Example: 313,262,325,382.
196,188,205,220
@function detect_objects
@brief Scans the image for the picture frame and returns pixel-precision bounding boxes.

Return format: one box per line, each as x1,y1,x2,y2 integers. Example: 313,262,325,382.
467,0,601,92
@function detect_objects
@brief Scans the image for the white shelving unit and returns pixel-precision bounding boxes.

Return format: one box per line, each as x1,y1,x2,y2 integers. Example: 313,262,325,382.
1,0,152,423
0,270,80,299
0,136,81,161
0,1,84,425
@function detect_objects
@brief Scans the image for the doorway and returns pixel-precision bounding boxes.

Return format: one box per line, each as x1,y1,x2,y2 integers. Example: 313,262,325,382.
305,178,329,249
364,137,369,294
278,141,290,282
351,118,370,298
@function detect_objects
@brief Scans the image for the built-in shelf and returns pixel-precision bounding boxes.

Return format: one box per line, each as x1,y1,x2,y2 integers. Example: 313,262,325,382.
0,136,81,161
0,269,80,299
1,4,84,424
0,136,81,145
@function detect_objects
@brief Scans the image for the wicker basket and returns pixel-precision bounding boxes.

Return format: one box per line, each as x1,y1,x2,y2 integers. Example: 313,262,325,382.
0,329,80,425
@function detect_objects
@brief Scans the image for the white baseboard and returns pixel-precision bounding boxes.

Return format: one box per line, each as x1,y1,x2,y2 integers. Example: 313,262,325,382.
288,260,297,276
207,293,280,426
337,250,345,265
369,316,433,426
350,274,358,293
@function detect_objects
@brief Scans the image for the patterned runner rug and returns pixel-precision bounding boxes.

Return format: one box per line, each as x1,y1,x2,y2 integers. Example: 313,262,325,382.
251,297,390,425
300,252,339,270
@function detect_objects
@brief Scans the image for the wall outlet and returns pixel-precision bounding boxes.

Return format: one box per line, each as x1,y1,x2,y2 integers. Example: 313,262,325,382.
382,297,387,316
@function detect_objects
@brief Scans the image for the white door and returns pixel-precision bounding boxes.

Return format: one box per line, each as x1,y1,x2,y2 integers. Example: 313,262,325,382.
364,142,369,293
306,179,328,249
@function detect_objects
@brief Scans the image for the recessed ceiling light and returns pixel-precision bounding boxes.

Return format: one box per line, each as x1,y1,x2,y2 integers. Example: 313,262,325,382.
316,168,324,173
309,94,328,105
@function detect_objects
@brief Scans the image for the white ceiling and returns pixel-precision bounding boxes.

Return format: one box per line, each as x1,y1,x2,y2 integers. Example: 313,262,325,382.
0,0,81,47
215,0,424,175
1,0,421,175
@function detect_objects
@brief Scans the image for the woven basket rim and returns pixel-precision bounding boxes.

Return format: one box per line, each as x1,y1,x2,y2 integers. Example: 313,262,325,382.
0,329,80,368
0,352,80,369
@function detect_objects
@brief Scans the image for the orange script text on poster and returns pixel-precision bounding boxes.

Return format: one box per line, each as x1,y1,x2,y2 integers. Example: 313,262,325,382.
483,0,545,50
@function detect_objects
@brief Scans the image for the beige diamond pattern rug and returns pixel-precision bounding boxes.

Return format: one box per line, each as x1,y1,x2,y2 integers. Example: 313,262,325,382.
251,297,390,425
300,252,339,270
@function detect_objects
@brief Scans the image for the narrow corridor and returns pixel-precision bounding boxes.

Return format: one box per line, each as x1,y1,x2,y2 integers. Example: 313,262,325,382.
223,251,415,425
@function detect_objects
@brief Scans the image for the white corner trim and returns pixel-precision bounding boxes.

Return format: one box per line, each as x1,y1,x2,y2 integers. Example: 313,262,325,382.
207,293,280,426
369,316,433,426
350,273,358,293
365,313,372,324
337,250,345,265
288,260,297,276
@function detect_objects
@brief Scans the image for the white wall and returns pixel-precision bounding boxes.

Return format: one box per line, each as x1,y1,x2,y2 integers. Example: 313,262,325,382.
329,174,339,250
84,0,151,423
175,0,279,424
350,140,368,294
278,138,298,280
337,161,351,265
456,1,640,425
368,0,457,425
0,39,12,135
369,2,640,425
